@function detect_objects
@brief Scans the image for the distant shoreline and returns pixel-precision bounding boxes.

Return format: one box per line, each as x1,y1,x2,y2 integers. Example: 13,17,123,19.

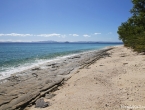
0,41,123,44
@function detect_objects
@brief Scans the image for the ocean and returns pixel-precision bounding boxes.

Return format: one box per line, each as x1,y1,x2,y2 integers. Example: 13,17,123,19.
0,43,122,79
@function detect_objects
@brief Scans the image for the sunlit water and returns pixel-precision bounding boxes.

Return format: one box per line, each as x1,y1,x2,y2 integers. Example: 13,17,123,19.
0,43,122,79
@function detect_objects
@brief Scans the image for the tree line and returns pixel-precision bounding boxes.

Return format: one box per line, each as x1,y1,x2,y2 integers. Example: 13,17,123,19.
117,0,145,52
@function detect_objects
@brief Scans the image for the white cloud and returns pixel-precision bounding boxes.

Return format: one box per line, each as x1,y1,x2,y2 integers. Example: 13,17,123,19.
83,34,91,38
37,33,66,38
0,33,67,38
94,33,101,35
37,33,61,37
0,39,32,42
0,33,33,37
69,34,79,37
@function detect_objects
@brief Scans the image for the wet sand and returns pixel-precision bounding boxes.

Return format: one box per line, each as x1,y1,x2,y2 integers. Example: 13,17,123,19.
28,45,145,110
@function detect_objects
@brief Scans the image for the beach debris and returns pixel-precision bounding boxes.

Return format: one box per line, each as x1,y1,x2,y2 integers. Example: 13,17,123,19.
35,98,49,108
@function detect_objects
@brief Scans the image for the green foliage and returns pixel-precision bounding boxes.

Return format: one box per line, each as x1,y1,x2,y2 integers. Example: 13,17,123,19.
117,0,145,52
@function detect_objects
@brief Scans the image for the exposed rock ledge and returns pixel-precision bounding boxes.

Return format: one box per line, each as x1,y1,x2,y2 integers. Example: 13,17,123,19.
0,48,112,110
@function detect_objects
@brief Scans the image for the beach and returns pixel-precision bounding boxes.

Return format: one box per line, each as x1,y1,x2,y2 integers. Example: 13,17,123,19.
28,45,145,110
0,46,112,110
0,45,145,110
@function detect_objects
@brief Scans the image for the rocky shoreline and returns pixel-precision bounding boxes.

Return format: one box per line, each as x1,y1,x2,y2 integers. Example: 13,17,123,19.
0,47,112,110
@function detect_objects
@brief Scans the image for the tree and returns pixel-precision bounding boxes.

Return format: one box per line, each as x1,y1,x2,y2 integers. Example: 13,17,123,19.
117,0,145,52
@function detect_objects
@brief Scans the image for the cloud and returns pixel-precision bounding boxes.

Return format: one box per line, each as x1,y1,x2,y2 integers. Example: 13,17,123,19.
69,34,79,37
94,33,101,35
0,33,66,38
0,39,32,42
37,33,66,38
0,33,33,37
37,33,61,37
83,34,91,38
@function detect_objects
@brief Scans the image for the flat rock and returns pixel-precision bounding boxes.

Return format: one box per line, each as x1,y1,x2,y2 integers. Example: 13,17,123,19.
45,93,56,99
35,98,49,108
0,48,113,110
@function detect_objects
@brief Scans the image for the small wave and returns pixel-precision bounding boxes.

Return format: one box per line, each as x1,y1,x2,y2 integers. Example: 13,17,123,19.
0,45,115,80
0,50,91,80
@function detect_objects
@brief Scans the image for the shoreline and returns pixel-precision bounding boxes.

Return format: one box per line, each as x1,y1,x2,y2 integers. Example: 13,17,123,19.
0,46,115,81
0,47,113,110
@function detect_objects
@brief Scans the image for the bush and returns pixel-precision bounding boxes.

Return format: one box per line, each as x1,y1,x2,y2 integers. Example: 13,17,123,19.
117,0,145,52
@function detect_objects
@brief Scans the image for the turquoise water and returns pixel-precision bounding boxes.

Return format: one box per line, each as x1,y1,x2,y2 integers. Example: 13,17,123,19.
0,43,122,78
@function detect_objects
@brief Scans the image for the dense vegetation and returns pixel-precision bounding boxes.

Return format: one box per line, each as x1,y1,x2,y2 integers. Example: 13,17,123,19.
117,0,145,52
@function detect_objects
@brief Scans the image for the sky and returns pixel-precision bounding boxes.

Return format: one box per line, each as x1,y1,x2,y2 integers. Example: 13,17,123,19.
0,0,133,42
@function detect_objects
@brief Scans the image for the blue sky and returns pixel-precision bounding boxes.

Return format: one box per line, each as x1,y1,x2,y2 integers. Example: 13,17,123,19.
0,0,132,42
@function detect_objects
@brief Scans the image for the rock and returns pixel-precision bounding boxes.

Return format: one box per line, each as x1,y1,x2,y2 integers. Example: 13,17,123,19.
57,68,73,75
45,80,52,84
123,63,128,65
47,63,58,66
32,68,41,71
0,47,113,110
32,73,38,77
7,76,20,82
35,98,49,108
105,104,109,107
50,68,57,71
74,55,81,58
45,93,56,99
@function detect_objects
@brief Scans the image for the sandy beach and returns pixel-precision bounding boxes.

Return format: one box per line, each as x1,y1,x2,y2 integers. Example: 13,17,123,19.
28,45,145,110
0,45,145,110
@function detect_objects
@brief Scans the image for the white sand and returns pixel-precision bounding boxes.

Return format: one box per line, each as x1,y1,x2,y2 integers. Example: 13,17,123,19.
28,46,145,110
